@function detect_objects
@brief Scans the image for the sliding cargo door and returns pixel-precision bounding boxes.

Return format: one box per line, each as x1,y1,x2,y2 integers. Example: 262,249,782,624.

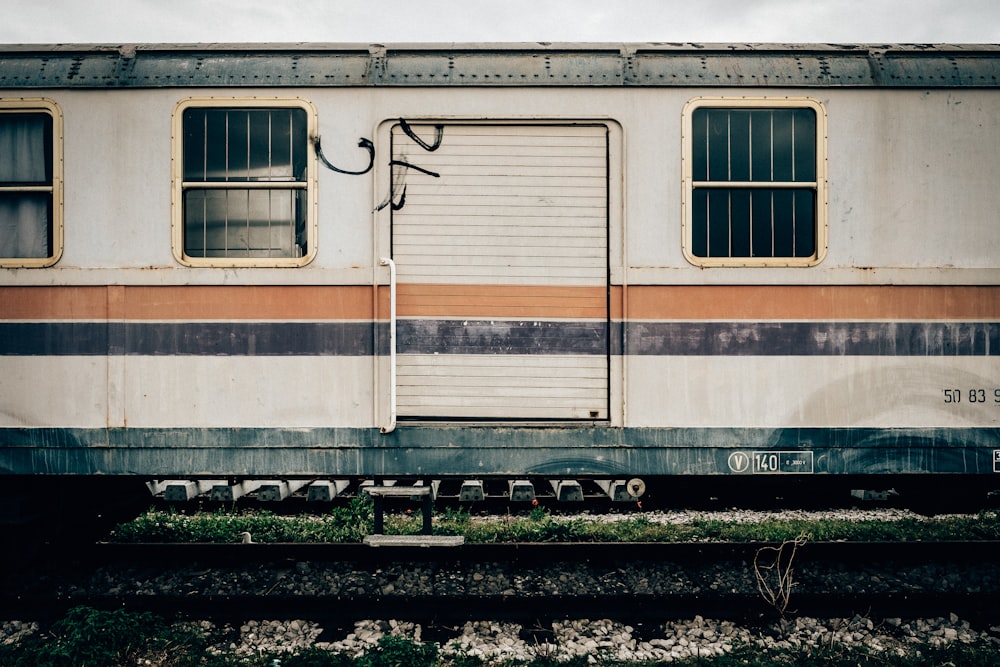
390,123,609,421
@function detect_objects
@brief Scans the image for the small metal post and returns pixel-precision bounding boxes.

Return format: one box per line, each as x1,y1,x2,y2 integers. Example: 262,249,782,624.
373,494,385,534
422,492,432,535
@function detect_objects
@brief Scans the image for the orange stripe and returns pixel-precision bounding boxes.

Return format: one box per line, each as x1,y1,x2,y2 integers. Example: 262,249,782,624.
3,285,997,321
625,285,1000,320
0,286,111,319
0,286,375,320
123,286,374,320
395,284,609,319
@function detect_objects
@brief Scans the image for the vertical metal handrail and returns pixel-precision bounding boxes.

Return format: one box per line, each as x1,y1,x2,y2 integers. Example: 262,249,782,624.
379,256,397,434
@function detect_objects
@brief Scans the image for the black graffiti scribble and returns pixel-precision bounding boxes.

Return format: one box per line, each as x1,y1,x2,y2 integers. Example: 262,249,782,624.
397,118,443,152
376,120,445,211
381,183,407,211
312,119,445,211
387,160,441,177
312,136,375,175
376,160,440,211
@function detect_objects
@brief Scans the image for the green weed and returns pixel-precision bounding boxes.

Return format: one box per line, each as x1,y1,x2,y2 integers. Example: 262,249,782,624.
109,507,1000,545
2,606,999,667
0,606,216,667
355,634,439,667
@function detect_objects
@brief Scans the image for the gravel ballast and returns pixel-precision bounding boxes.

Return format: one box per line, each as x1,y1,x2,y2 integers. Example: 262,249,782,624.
5,614,997,662
4,507,1000,661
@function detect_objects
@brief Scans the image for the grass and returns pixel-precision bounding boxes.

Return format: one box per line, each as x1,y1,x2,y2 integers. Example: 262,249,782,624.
106,498,1000,544
1,606,998,667
110,496,375,544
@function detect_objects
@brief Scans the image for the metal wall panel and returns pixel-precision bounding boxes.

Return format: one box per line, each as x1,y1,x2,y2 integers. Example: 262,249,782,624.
390,123,609,420
391,124,608,285
2,44,998,88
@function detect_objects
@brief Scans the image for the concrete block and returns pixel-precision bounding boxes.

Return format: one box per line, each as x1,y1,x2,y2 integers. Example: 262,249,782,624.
549,479,584,502
509,479,535,502
459,480,485,502
306,480,350,502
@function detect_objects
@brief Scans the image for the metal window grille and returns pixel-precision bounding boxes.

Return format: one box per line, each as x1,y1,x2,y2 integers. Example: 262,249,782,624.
691,107,818,259
181,107,308,259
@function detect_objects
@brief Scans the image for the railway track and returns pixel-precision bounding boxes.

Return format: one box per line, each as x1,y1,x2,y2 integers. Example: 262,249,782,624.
4,540,1000,628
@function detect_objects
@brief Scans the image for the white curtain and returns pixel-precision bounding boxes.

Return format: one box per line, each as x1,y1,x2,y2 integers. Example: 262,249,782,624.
0,116,50,258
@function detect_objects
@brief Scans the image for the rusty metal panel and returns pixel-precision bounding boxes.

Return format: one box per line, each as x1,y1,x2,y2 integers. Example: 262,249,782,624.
1,425,998,477
381,48,625,86
127,50,373,86
0,51,120,87
1,44,999,89
631,50,876,86
872,51,1000,86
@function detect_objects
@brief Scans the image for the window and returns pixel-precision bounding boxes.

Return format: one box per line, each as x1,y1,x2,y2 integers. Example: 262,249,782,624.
172,98,317,267
682,97,827,267
0,99,62,267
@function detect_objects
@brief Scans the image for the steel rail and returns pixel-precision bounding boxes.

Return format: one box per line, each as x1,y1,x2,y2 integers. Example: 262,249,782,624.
4,591,1000,628
4,540,999,626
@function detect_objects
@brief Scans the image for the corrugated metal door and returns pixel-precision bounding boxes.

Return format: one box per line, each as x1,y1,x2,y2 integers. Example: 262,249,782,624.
390,123,609,420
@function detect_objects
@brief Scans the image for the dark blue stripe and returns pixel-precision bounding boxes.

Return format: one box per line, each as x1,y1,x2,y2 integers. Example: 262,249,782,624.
0,322,109,355
0,322,374,356
1,321,997,356
626,321,1000,356
397,320,609,354
127,322,374,356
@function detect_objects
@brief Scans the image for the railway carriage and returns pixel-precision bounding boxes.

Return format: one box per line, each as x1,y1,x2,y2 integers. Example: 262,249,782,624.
1,43,998,513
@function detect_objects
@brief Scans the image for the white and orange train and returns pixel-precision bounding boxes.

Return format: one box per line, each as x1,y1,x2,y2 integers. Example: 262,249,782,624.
1,43,998,508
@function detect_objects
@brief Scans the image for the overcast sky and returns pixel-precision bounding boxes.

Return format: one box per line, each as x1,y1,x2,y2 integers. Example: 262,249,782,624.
2,0,998,45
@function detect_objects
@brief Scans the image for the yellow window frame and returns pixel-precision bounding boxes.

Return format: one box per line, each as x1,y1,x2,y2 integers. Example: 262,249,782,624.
0,98,63,268
681,96,828,267
171,96,319,268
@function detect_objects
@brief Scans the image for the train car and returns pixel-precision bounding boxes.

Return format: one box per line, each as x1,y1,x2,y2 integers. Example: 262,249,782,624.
0,43,998,515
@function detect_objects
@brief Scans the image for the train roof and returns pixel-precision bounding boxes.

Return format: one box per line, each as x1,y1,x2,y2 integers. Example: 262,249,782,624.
0,42,998,89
